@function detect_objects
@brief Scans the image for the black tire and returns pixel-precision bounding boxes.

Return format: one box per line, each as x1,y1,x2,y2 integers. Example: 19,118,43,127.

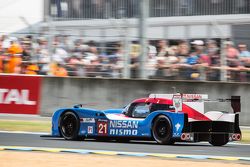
59,111,80,140
209,134,229,146
152,115,173,145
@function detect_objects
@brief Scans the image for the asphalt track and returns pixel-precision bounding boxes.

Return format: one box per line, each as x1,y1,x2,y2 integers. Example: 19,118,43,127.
0,132,250,158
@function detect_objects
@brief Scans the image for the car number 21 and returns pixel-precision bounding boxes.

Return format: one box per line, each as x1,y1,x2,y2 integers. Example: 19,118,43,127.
97,121,108,135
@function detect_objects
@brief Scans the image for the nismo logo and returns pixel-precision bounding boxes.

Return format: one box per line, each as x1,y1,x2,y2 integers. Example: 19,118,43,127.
110,120,138,129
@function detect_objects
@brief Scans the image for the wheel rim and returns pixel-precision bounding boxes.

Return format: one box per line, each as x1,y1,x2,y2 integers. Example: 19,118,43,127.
61,114,77,137
155,119,168,138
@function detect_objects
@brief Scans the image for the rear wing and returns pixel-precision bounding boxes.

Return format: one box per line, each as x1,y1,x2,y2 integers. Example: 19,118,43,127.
149,94,241,113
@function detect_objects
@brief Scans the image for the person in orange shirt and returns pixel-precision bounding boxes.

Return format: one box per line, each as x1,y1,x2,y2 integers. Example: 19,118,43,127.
7,39,23,73
25,63,39,75
7,54,22,73
7,40,23,55
53,63,68,77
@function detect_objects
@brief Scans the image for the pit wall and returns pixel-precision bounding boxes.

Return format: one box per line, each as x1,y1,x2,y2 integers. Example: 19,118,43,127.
40,77,250,126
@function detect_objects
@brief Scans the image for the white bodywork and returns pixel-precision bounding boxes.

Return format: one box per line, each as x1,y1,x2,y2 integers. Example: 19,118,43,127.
149,94,235,123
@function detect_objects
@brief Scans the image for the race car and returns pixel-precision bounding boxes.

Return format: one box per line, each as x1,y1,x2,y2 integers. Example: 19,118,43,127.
50,93,241,146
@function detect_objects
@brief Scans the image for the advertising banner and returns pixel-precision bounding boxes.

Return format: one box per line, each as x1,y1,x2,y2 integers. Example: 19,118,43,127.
0,75,41,114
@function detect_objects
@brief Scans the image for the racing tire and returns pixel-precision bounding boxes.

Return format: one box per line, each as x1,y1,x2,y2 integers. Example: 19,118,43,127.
209,134,229,146
152,115,173,145
59,111,81,140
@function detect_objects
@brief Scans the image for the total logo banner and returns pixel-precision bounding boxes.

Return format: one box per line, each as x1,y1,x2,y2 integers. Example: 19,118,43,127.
0,75,41,114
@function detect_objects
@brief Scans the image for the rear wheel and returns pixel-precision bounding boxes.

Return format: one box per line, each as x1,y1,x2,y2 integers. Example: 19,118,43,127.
209,134,229,146
152,115,174,145
59,111,81,140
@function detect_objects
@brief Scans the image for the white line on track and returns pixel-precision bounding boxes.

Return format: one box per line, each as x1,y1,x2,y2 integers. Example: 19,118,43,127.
0,130,49,135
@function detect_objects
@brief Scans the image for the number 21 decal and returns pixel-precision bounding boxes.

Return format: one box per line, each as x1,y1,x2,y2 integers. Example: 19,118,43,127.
97,121,108,135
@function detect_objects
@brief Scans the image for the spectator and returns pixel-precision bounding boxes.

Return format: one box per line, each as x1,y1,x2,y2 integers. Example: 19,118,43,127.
7,54,22,73
37,49,50,75
7,38,23,55
157,40,172,57
238,43,250,82
177,41,189,79
129,42,140,78
154,56,166,78
25,62,39,75
225,41,239,67
224,41,240,81
186,40,208,80
53,63,68,77
21,37,32,61
207,40,220,66
164,48,179,79
52,47,68,63
112,44,124,78
206,40,220,80
238,43,250,67
129,55,139,78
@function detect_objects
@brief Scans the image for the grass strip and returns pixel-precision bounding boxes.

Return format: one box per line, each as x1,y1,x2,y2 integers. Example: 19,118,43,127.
0,120,50,132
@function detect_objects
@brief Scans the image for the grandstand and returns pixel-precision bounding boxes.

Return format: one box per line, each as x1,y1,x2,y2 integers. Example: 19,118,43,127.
0,0,250,82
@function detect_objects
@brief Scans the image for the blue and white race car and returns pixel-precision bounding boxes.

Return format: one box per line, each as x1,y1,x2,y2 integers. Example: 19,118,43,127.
50,93,241,146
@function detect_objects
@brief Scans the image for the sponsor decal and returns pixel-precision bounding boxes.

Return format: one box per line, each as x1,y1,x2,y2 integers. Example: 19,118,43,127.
97,121,108,135
81,118,95,123
0,75,41,114
0,89,36,105
87,126,93,134
175,123,181,131
183,94,202,99
173,123,182,137
109,120,139,136
98,119,108,122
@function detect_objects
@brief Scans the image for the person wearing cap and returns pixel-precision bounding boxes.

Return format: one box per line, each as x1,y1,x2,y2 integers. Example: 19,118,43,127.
186,40,210,80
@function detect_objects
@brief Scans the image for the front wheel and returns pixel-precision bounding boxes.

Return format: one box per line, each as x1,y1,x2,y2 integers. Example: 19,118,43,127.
152,115,174,145
59,111,80,140
209,134,229,146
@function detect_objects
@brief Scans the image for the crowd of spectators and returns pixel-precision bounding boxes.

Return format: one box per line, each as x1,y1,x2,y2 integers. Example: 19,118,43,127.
0,34,250,82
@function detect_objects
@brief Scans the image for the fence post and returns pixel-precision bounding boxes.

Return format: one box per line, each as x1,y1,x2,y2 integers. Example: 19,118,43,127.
138,0,149,79
123,23,131,79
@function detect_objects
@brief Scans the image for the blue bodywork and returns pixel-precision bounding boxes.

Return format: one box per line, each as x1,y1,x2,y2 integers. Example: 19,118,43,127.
51,108,185,139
